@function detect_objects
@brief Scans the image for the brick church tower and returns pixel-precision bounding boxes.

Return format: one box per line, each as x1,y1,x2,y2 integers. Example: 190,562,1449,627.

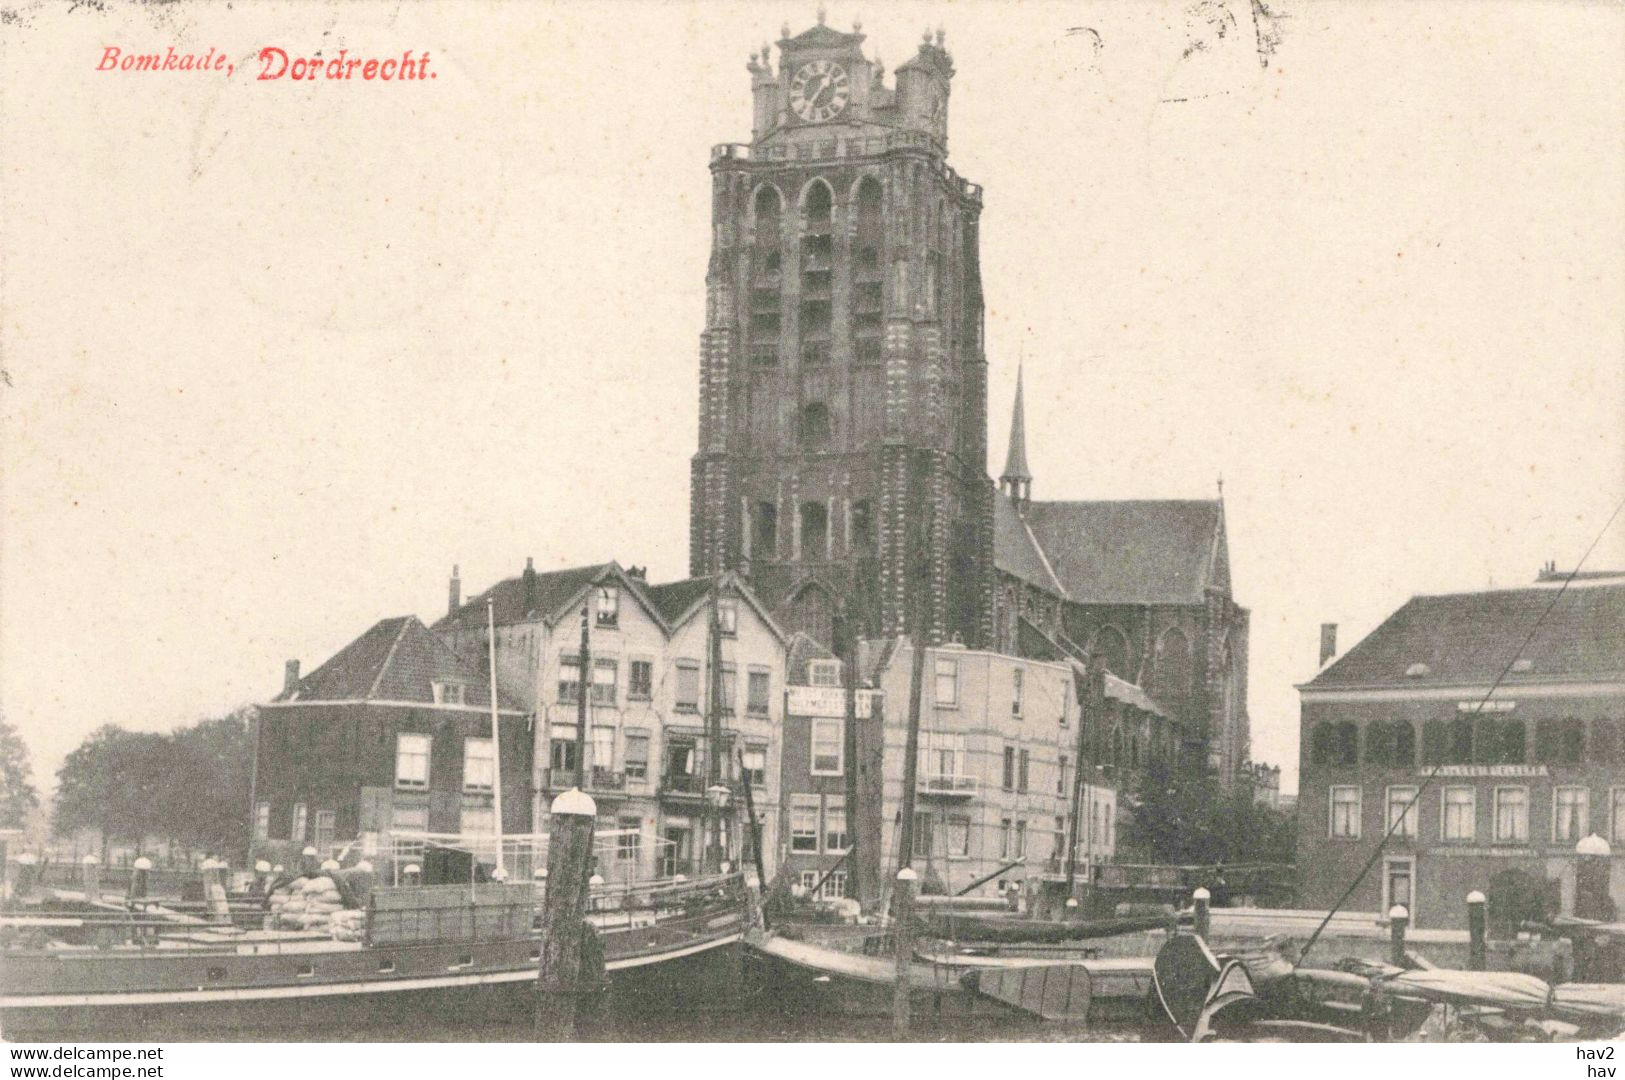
690,16,995,648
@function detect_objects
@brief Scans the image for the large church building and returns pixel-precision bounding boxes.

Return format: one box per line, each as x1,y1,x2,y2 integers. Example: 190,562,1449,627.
688,17,1252,785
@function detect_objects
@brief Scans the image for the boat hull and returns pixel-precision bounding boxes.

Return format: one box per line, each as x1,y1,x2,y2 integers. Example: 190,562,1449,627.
1,925,746,1042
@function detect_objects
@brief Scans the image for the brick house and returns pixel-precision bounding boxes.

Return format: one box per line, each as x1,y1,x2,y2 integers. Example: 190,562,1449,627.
1297,571,1625,929
252,616,531,869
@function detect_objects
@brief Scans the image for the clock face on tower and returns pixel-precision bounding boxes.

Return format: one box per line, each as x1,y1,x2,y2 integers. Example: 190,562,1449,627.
788,60,851,123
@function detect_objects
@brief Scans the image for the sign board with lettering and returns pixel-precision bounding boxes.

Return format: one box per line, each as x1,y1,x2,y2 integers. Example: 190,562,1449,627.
1419,765,1549,778
786,686,879,719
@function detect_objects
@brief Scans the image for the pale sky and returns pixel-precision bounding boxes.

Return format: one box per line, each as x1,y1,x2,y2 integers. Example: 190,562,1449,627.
2,1,1621,796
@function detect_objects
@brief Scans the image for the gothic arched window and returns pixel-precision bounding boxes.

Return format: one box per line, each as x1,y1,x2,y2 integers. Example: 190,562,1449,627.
1153,628,1191,711
800,501,829,561
1091,625,1130,680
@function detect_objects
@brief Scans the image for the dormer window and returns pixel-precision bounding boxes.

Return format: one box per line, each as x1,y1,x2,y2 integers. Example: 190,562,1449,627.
432,681,466,706
1511,658,1533,673
808,659,841,688
596,586,619,628
1404,663,1431,678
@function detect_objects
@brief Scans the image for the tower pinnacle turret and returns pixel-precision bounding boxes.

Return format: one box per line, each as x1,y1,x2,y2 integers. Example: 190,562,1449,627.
1000,365,1032,511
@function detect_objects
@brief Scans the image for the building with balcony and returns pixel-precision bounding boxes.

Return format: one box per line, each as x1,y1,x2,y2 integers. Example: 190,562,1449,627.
866,641,1116,899
435,560,786,883
1297,570,1625,929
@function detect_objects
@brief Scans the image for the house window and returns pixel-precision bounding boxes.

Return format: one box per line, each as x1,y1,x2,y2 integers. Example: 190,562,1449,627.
790,795,819,852
1441,786,1476,841
799,869,845,900
1386,785,1418,839
1612,788,1625,843
1011,668,1024,717
1014,820,1027,858
459,804,493,835
947,815,971,857
589,660,616,706
596,586,619,628
934,657,959,707
254,802,270,840
747,669,771,715
628,659,653,700
395,734,430,789
1018,749,1030,794
623,732,649,782
1554,786,1589,843
675,661,701,711
313,810,336,850
1052,817,1068,866
912,811,934,858
549,724,578,772
590,726,615,775
1329,785,1361,839
741,744,767,788
999,818,1013,859
824,797,848,853
432,681,465,705
1002,746,1016,791
808,659,841,687
918,731,966,786
719,664,737,715
616,817,641,861
1494,786,1529,842
718,600,738,636
392,803,428,832
811,718,843,775
463,738,494,793
1057,754,1069,797
558,655,582,703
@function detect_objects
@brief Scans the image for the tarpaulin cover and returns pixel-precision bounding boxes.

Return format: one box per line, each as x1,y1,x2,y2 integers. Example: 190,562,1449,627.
1551,983,1625,1018
1385,969,1551,1010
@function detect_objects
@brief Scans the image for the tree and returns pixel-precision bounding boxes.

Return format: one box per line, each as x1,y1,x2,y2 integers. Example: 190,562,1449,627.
54,709,258,862
0,713,40,829
1121,759,1296,867
162,708,256,859
54,725,170,856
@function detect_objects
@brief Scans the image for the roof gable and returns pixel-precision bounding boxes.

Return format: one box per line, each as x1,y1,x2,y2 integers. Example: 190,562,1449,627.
278,616,523,710
1022,499,1224,606
644,572,786,643
435,561,668,634
1306,579,1625,689
994,491,1067,598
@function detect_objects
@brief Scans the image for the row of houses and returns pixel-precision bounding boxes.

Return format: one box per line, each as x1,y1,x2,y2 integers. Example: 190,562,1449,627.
249,560,1130,898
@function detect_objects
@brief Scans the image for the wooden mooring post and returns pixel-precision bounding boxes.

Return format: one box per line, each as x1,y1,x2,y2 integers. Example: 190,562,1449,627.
1191,886,1211,940
80,854,100,903
1388,904,1409,967
892,866,917,1040
535,788,597,1041
1466,890,1487,971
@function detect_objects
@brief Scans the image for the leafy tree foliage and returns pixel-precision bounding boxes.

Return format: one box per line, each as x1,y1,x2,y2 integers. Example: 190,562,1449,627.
1121,759,1296,867
0,713,40,829
53,709,256,859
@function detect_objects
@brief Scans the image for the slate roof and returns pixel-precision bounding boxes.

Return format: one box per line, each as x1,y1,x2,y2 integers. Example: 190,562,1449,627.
276,616,524,710
643,576,719,627
1304,577,1625,690
1020,500,1225,606
994,491,1067,598
435,563,615,632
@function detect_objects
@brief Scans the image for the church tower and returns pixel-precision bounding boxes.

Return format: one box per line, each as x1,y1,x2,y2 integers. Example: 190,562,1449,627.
690,16,994,647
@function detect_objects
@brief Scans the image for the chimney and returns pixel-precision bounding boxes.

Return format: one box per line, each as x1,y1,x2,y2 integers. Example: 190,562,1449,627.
627,565,647,581
448,564,461,617
283,659,300,696
522,557,537,613
1318,623,1338,667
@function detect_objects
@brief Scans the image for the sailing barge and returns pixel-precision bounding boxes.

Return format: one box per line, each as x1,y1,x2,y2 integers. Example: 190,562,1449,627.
0,870,748,1040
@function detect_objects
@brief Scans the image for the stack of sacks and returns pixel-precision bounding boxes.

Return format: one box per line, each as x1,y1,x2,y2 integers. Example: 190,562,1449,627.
328,908,366,942
298,875,345,930
267,877,308,929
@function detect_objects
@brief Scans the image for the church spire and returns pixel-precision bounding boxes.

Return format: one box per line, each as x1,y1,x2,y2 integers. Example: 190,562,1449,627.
1000,364,1032,510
